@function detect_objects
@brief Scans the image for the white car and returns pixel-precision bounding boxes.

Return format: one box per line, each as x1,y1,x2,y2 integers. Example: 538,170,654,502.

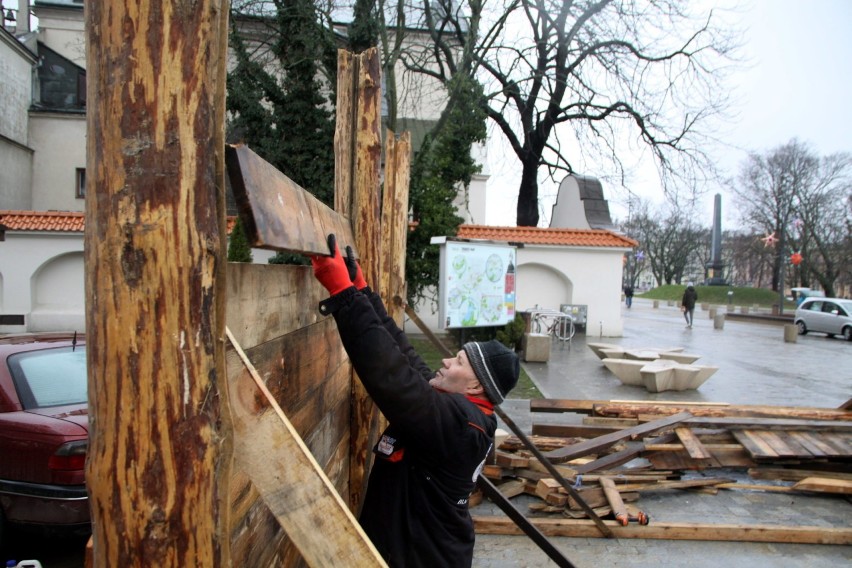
794,298,852,341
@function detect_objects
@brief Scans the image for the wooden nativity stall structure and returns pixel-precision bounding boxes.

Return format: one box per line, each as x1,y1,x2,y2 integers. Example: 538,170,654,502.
84,2,411,566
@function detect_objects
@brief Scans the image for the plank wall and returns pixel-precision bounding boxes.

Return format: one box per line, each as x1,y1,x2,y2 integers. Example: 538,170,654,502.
225,263,351,565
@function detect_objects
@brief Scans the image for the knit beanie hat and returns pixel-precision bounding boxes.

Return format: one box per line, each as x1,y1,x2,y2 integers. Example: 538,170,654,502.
463,340,520,405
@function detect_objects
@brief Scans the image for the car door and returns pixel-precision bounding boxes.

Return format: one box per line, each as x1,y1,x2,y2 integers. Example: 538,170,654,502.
820,301,843,335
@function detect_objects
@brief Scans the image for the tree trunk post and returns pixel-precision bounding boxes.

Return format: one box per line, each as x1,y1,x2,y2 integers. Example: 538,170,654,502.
85,2,230,565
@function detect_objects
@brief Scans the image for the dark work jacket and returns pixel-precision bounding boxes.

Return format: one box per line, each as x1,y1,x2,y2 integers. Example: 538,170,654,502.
321,287,496,568
682,287,698,310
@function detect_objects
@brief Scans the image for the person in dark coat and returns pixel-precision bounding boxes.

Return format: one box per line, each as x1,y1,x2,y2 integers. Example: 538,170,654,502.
623,285,634,308
310,235,520,568
681,282,698,328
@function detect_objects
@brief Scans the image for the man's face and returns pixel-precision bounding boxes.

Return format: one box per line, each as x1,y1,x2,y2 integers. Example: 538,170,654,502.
429,349,483,396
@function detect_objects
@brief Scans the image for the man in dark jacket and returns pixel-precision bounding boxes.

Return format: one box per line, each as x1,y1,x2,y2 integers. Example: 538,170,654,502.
310,235,520,568
681,282,698,328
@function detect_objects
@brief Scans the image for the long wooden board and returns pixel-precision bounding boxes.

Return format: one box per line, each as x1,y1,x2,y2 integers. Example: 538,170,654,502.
542,412,692,464
225,328,386,567
472,517,852,545
225,144,357,256
530,399,852,422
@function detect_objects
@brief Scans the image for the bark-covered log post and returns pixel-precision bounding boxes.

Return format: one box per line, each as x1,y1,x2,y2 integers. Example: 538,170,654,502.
84,2,231,566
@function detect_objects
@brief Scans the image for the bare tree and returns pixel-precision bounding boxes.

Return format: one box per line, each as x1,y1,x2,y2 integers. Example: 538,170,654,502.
734,139,852,297
401,0,737,226
622,199,705,286
793,153,852,297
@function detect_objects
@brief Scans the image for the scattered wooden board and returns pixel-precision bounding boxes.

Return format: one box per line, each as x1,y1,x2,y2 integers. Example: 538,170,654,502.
225,329,386,567
472,516,852,545
793,477,852,494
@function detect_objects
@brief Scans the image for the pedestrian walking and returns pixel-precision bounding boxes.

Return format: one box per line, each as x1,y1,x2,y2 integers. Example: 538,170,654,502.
681,282,698,328
623,285,634,309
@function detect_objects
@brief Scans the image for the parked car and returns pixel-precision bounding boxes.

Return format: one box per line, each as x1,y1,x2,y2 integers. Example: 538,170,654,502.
0,333,89,544
794,298,852,341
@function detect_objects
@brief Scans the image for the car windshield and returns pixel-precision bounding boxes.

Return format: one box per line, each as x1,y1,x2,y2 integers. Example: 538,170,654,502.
8,346,88,409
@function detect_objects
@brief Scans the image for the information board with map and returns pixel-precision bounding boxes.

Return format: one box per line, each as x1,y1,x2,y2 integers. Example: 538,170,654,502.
438,241,517,329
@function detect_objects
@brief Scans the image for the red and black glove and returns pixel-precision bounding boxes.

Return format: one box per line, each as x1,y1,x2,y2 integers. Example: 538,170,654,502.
310,234,354,296
344,245,368,291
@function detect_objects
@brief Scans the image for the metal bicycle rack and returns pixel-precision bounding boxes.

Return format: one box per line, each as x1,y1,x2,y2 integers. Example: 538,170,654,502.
527,307,577,347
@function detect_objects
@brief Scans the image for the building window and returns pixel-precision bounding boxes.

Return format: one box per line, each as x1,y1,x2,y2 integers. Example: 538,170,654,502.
76,168,86,198
35,43,87,111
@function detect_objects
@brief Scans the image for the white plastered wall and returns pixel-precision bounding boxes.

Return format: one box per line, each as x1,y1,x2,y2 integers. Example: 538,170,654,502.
0,231,85,333
29,113,86,212
405,242,629,338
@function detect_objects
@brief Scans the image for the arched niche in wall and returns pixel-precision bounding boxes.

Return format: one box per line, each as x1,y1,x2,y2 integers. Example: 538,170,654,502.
29,251,85,332
515,261,574,312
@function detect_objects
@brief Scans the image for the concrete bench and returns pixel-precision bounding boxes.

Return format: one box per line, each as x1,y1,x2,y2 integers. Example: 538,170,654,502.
657,351,702,364
587,342,621,360
601,358,648,386
640,361,718,393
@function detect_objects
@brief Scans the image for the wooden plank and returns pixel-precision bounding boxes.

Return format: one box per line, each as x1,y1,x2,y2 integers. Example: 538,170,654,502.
542,412,693,464
530,399,852,421
582,416,639,427
733,430,778,459
644,444,743,452
572,442,645,474
748,467,852,482
598,402,852,421
820,432,852,455
472,516,852,544
793,477,852,494
226,144,357,256
225,263,325,358
532,423,622,438
501,435,586,453
496,479,527,499
754,430,799,458
770,430,814,458
614,478,735,492
716,483,795,493
674,427,714,460
334,50,356,216
787,431,833,457
646,447,755,470
496,451,531,468
685,417,852,430
225,329,387,567
379,130,411,327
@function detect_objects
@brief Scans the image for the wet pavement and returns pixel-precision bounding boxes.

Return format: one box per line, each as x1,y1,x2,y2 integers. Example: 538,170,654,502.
471,298,851,568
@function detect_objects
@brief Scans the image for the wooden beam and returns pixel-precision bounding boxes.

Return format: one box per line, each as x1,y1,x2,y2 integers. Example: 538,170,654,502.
225,329,386,567
530,399,852,421
674,427,714,460
379,130,411,326
542,412,693,464
225,144,357,256
85,1,230,565
472,516,852,545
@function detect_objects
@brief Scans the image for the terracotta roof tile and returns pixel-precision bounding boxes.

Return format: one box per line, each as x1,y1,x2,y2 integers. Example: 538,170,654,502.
456,224,636,248
0,211,237,234
0,210,85,232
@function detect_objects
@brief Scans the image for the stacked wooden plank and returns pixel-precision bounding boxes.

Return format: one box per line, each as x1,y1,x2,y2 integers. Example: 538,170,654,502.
472,399,852,544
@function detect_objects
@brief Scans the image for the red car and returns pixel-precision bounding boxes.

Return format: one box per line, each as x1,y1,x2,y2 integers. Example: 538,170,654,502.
0,333,90,542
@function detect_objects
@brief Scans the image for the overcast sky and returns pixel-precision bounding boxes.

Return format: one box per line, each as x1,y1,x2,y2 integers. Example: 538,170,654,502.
7,0,849,230
485,0,852,228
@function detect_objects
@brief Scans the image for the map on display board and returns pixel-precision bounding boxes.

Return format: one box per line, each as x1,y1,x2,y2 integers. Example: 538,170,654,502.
438,241,517,329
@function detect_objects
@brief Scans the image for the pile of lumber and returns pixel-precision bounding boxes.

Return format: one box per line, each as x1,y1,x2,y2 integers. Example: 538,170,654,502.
471,399,852,544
